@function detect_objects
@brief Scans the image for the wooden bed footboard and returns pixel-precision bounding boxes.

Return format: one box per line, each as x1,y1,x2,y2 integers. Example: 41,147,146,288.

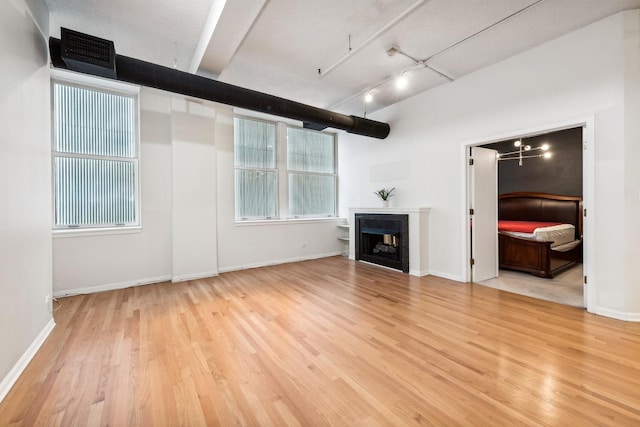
498,233,582,278
498,232,553,278
498,192,583,278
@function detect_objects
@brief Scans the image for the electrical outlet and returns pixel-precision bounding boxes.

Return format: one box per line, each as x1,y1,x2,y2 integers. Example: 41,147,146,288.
45,294,51,305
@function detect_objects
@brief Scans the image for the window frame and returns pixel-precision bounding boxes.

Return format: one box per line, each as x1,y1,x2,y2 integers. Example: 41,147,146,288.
233,115,279,220
285,124,337,219
51,70,141,234
233,115,337,221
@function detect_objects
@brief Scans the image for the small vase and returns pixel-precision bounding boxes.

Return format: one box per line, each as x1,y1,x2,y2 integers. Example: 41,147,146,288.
382,200,389,207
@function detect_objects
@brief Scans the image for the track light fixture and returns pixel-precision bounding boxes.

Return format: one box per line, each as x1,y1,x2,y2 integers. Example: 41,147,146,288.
328,1,546,113
497,140,552,166
388,46,454,83
330,43,457,111
330,44,454,110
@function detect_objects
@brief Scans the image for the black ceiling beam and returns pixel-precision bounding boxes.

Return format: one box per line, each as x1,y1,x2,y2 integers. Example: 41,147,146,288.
48,31,390,139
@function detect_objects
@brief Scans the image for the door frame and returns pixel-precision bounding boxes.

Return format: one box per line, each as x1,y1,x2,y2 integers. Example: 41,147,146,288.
460,115,595,312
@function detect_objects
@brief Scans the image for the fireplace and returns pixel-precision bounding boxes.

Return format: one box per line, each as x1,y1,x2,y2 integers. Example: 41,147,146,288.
355,213,409,273
349,207,429,276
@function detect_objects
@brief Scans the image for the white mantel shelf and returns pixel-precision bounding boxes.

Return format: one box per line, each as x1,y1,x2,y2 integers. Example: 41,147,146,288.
348,207,430,277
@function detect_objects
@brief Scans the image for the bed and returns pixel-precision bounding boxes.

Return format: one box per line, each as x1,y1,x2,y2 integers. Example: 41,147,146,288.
498,192,583,278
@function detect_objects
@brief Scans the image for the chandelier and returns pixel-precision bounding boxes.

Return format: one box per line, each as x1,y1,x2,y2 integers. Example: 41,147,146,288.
497,140,552,166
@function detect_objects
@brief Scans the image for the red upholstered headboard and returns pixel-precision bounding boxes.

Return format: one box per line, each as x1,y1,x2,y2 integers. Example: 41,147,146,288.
498,192,583,239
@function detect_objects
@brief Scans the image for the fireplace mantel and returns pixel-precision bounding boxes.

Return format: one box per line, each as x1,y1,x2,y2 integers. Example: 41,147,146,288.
348,207,430,276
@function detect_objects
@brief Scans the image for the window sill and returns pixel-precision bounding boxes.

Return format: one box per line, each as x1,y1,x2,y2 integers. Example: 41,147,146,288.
53,226,142,239
235,217,343,227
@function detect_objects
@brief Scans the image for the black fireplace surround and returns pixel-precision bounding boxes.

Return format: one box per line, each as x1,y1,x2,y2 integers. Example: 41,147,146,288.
355,213,409,273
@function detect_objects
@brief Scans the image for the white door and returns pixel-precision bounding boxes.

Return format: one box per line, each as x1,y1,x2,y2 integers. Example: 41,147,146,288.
470,146,498,282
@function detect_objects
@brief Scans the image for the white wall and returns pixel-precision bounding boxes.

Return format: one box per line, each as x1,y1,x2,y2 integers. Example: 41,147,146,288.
53,88,224,294
170,97,219,282
621,11,640,315
0,0,54,400
53,87,174,295
215,109,344,272
338,10,640,320
53,88,345,294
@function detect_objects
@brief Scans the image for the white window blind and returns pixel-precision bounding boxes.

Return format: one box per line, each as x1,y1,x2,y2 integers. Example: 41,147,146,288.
287,127,336,217
234,117,277,219
53,82,139,228
234,116,337,220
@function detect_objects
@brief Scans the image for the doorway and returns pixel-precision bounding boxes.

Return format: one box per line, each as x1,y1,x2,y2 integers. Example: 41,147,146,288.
464,118,594,311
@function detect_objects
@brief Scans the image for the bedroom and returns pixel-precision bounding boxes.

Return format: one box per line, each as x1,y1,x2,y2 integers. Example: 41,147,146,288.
476,127,585,307
2,0,640,424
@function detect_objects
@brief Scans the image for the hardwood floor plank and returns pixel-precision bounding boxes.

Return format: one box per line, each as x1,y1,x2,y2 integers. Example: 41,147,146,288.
1,256,639,426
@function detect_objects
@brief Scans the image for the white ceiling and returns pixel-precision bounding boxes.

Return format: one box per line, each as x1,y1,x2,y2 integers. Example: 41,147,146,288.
44,0,640,118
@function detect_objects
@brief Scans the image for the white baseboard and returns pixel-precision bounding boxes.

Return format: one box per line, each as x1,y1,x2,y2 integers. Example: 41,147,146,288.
594,306,640,322
409,269,430,277
427,270,464,282
53,263,465,298
0,318,55,404
53,254,342,297
218,252,342,274
172,270,219,283
53,275,172,298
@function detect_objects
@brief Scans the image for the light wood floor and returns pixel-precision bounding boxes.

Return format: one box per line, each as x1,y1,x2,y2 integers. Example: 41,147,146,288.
2,257,639,426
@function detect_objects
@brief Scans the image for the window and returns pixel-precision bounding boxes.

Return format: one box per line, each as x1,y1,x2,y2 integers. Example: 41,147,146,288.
287,127,336,217
234,117,277,219
234,116,336,220
52,80,139,229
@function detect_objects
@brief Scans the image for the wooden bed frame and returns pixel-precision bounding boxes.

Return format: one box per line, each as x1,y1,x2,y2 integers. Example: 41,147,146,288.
498,192,583,278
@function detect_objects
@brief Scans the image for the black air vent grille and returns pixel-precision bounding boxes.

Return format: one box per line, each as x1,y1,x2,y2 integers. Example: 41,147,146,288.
60,28,116,79
65,32,111,64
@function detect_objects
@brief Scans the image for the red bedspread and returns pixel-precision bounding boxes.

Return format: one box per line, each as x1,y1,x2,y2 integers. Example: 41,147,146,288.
498,220,562,233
